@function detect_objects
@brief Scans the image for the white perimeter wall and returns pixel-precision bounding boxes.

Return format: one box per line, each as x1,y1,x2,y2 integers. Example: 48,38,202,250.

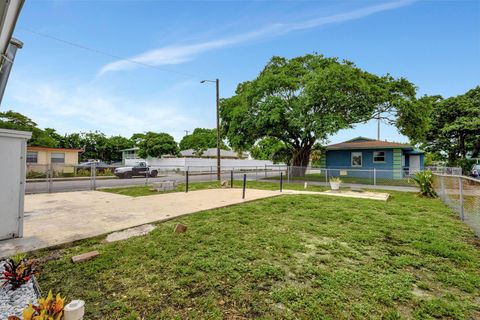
124,157,274,171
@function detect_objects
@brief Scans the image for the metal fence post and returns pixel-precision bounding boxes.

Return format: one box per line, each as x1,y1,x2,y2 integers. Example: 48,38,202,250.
373,168,377,186
48,163,53,193
92,163,97,190
287,166,290,183
280,172,283,192
265,164,267,178
242,174,246,199
231,170,234,188
459,176,464,221
185,170,189,193
325,168,328,184
145,166,149,186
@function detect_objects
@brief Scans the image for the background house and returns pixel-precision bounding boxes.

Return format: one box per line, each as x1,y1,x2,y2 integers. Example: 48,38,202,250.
321,137,424,179
26,146,82,175
121,147,248,164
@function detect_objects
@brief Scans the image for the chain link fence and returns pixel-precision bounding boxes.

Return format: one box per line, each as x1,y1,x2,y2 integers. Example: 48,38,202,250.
261,166,419,190
433,173,480,236
26,163,422,193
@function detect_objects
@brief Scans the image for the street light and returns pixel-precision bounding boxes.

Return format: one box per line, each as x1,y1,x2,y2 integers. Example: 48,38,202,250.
200,78,220,181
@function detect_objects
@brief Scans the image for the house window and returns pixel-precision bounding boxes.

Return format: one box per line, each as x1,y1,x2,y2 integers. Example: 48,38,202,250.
373,151,386,163
124,150,138,159
26,151,38,163
51,153,65,164
351,152,362,167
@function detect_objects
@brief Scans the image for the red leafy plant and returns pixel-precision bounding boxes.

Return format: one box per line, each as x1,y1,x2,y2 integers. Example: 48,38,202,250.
1,255,38,290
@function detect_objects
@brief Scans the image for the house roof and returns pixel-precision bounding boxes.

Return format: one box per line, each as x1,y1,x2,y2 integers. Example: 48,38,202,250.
27,146,83,152
326,137,413,150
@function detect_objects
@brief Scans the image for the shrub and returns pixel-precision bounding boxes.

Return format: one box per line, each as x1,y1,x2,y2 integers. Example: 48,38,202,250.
98,168,113,176
76,168,90,176
412,170,437,198
329,177,342,183
26,171,47,179
1,255,38,290
60,172,75,178
20,290,65,320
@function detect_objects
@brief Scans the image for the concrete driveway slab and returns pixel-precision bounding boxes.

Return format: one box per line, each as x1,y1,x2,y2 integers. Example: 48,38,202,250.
0,189,283,258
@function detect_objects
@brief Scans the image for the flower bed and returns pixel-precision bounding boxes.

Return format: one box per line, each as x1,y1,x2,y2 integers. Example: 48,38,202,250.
0,260,40,319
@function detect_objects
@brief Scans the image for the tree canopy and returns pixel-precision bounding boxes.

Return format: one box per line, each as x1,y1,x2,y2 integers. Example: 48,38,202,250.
137,132,178,159
221,54,416,169
409,87,480,166
0,110,59,147
179,128,228,156
249,137,291,164
0,110,136,162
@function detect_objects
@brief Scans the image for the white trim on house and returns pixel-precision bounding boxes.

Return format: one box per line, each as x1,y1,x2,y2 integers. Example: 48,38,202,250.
373,150,386,163
351,152,363,167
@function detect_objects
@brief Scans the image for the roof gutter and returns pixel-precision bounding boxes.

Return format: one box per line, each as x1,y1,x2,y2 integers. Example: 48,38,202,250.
0,0,24,66
326,146,413,150
0,0,25,106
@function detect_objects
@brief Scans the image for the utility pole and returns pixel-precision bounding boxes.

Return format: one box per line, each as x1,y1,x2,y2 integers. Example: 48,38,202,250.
200,78,221,181
184,130,189,136
216,78,220,181
377,114,381,140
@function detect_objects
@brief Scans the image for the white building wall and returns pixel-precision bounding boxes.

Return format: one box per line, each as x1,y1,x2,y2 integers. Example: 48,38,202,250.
124,157,274,171
0,129,31,240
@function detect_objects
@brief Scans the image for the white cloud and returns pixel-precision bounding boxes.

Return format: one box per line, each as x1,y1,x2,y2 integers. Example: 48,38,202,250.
7,80,204,140
99,0,414,75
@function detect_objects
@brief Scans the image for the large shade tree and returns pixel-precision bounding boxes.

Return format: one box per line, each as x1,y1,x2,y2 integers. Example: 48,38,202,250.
221,54,416,172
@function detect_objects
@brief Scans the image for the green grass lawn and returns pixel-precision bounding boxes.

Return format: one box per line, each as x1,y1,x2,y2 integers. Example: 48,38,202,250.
267,173,417,187
33,191,479,319
99,180,329,197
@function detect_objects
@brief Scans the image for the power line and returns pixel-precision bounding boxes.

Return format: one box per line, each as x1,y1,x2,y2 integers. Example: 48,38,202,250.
19,27,208,79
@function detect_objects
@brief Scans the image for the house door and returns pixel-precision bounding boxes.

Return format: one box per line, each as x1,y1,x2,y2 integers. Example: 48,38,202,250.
409,155,421,174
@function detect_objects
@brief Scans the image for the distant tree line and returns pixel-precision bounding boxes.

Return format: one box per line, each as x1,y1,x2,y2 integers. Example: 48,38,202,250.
0,110,230,163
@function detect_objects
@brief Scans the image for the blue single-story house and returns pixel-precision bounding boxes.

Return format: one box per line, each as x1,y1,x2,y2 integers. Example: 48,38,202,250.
319,137,424,179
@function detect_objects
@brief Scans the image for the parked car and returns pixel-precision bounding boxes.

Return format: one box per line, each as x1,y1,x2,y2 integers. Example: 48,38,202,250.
76,161,113,173
77,161,110,168
114,161,159,178
470,164,480,178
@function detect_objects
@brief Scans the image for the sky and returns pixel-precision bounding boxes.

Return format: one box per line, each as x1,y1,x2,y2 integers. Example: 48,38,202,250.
2,0,479,145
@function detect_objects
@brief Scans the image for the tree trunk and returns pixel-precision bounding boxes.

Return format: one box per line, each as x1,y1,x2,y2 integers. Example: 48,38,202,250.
291,145,312,177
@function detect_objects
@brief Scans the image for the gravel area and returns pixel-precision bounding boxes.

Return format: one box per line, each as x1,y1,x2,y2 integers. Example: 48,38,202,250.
0,260,40,319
